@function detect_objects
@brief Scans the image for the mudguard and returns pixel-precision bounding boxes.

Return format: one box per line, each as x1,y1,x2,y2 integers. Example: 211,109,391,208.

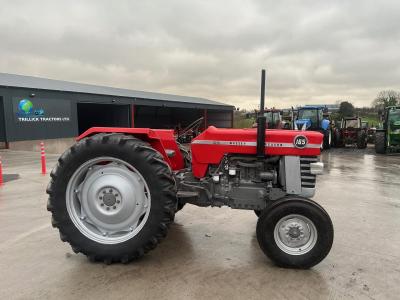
77,127,185,170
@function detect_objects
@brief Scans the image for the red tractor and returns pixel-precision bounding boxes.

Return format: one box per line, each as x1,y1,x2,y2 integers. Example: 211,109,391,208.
47,71,333,269
333,117,367,149
251,108,291,129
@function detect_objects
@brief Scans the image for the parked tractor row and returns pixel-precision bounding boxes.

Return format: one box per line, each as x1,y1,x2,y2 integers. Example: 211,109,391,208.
249,105,400,154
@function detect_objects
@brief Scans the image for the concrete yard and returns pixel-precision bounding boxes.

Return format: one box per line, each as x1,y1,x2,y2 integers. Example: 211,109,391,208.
0,147,399,300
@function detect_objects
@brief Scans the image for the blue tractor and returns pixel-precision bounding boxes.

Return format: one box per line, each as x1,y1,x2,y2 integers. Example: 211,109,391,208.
294,106,331,149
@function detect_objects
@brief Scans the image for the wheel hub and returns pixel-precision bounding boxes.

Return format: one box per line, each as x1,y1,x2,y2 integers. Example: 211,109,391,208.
286,225,303,239
274,214,317,255
99,188,121,208
66,157,151,244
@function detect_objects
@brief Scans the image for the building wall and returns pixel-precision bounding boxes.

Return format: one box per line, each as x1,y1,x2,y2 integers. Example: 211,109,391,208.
0,97,6,143
0,86,233,152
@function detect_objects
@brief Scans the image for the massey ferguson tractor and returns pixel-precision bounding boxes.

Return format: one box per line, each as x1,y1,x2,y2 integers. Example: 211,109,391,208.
47,70,333,269
375,106,400,154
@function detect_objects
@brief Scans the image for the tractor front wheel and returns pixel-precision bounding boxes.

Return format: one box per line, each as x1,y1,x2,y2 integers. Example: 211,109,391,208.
47,133,177,264
375,131,387,154
256,197,333,269
323,130,331,149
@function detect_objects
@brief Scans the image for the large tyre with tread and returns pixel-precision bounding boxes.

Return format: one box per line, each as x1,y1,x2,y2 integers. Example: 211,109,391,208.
323,130,331,150
357,131,367,149
375,131,386,154
47,133,177,264
333,129,343,148
254,210,262,217
256,197,333,269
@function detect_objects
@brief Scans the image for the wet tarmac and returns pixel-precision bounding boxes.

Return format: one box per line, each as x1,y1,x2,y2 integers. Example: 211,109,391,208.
0,147,399,299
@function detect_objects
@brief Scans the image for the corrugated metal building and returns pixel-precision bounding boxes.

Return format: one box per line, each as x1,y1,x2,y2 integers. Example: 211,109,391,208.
0,73,234,152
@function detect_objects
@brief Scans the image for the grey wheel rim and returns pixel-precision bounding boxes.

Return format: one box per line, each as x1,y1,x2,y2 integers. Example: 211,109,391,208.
274,214,317,255
66,157,151,245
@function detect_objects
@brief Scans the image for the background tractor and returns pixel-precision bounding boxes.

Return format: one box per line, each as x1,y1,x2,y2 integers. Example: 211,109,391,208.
361,121,376,144
251,108,291,129
333,117,367,149
375,106,400,154
47,70,333,269
293,106,331,149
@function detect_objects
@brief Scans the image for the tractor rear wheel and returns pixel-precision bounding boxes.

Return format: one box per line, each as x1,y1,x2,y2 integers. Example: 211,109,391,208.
256,197,333,269
47,133,177,264
357,131,367,149
375,131,386,154
254,210,262,217
332,129,343,148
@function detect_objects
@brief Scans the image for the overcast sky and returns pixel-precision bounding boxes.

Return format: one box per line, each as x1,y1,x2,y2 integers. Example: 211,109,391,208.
0,0,399,109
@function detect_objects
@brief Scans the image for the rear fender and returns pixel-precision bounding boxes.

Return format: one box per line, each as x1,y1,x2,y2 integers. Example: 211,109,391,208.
77,127,185,170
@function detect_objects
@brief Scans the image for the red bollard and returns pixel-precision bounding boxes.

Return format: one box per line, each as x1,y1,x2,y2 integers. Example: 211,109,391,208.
40,142,47,175
0,156,3,185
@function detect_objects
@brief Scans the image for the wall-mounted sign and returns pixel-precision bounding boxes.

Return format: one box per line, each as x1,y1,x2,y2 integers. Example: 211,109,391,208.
13,97,71,123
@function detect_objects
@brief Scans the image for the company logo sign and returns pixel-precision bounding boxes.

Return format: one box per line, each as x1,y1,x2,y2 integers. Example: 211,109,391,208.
17,99,44,117
293,135,308,149
16,98,70,122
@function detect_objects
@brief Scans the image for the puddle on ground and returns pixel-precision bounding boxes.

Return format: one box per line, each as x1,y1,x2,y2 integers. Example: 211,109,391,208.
2,174,20,183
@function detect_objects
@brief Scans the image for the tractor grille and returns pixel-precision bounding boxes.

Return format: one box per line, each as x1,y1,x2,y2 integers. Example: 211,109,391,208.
300,156,318,188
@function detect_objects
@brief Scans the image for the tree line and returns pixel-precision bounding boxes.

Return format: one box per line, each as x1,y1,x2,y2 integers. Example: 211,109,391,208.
336,90,399,119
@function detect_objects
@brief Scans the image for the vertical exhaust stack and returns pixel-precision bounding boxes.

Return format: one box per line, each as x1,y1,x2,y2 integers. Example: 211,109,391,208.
257,69,266,158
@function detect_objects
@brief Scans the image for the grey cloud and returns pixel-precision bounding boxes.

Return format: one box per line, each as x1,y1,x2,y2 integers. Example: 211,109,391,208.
0,0,399,109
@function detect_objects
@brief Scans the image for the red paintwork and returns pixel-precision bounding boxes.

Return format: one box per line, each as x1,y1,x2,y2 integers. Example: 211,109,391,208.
191,126,323,177
77,127,185,170
78,126,322,179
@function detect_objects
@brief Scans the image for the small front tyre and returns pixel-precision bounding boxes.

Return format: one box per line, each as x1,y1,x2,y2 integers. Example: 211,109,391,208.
323,130,331,150
256,197,333,269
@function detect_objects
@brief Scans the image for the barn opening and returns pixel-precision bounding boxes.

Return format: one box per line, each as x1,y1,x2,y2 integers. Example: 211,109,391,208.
77,103,131,135
134,106,204,130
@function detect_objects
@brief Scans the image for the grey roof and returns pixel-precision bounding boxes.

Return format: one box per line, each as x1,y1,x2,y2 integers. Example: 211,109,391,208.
0,72,233,108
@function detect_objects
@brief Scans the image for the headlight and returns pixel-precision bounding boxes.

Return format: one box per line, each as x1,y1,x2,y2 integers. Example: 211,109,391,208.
310,162,324,175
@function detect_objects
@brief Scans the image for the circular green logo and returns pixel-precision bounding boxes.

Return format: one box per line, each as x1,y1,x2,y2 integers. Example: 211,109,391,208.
18,99,33,115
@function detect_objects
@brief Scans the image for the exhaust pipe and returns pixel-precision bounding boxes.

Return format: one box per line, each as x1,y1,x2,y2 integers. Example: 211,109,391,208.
257,69,266,158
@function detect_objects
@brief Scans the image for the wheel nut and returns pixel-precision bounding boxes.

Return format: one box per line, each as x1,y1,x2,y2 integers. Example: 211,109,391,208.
99,196,103,200
106,207,110,210
100,203,104,206
115,194,118,197
116,200,120,204
113,206,116,209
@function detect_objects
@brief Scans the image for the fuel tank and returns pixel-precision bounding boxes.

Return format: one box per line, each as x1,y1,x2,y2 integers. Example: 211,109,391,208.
191,126,323,178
